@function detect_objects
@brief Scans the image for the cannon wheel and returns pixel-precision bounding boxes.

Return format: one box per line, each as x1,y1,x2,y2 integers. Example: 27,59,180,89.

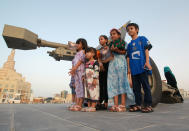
142,57,162,107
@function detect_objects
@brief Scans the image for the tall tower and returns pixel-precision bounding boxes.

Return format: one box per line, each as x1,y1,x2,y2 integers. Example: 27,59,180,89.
0,49,32,104
3,49,15,71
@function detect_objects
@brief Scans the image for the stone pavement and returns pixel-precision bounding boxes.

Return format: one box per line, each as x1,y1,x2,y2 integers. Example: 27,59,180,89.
0,99,189,131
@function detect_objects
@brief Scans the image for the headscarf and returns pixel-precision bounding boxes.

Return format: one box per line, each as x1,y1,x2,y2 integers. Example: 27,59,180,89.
164,66,175,78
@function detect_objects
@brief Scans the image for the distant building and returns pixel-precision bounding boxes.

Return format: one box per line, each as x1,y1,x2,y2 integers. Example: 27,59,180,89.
54,93,61,98
65,94,72,103
61,90,68,99
33,97,44,104
179,89,189,98
53,91,72,104
0,50,32,104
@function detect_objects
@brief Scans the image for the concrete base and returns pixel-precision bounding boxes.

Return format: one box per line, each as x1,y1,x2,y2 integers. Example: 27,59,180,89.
0,99,189,131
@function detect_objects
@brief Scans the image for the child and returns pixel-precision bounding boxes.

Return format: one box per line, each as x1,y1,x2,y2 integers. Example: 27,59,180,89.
98,35,113,110
108,28,135,112
82,47,100,112
126,23,153,113
69,76,76,106
69,38,88,111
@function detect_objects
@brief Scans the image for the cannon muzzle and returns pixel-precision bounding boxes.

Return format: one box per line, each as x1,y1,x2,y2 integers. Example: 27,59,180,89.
2,24,38,50
2,24,69,50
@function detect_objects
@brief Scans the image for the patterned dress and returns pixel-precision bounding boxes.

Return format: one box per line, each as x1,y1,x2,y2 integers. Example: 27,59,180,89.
84,60,100,101
108,39,135,106
72,50,85,98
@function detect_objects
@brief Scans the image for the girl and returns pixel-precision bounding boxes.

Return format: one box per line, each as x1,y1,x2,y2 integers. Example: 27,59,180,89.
98,35,113,110
108,28,135,112
69,38,88,111
82,47,100,112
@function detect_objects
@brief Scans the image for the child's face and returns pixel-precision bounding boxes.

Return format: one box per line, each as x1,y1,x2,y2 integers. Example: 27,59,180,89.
99,37,107,46
127,26,138,36
85,51,94,60
76,42,83,50
110,30,120,41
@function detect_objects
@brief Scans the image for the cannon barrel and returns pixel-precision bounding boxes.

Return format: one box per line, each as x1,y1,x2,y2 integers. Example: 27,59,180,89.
2,24,76,61
2,24,69,50
37,39,68,49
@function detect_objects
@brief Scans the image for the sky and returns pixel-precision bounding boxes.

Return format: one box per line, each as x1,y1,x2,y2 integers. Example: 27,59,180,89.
0,0,189,97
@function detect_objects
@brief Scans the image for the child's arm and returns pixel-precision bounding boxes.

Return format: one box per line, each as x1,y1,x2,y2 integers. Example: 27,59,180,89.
101,53,114,63
69,50,85,76
126,44,131,74
110,43,126,55
92,61,99,86
115,48,126,54
127,57,131,74
98,57,105,71
141,36,152,70
144,49,152,70
69,60,83,76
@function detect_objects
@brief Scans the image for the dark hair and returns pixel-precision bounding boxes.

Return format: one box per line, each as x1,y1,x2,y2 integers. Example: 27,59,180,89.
126,23,139,34
99,35,108,45
76,38,88,52
86,47,97,60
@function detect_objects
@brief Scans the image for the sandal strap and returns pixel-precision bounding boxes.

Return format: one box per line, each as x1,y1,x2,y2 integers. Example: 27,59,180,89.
71,105,82,111
109,105,118,112
129,105,141,112
141,106,153,113
118,105,126,108
116,105,126,112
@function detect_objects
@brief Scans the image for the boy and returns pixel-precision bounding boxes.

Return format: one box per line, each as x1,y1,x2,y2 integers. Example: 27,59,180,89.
126,23,153,113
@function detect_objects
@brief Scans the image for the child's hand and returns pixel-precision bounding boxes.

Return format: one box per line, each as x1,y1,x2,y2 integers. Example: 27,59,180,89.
104,46,108,50
144,62,152,70
68,67,77,76
99,63,105,71
82,76,85,82
92,79,97,86
111,45,116,51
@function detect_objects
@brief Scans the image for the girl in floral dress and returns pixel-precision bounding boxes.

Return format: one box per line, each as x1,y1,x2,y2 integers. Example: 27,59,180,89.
82,47,100,112
69,38,88,111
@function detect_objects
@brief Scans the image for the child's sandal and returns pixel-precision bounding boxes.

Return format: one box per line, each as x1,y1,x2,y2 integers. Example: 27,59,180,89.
129,105,141,112
70,105,82,111
81,107,89,112
68,105,76,110
116,105,126,112
109,105,118,112
141,106,154,113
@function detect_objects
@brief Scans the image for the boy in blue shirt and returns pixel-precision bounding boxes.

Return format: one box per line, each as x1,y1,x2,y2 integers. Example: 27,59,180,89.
126,23,153,113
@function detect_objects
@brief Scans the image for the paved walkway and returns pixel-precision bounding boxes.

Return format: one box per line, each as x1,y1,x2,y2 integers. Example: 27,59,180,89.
0,99,189,131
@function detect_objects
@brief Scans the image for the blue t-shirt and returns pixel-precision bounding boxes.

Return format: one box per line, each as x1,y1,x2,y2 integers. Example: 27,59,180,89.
127,36,152,76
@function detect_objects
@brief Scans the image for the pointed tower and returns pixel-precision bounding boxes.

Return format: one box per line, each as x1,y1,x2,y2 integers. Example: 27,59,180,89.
0,49,32,103
3,49,16,71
